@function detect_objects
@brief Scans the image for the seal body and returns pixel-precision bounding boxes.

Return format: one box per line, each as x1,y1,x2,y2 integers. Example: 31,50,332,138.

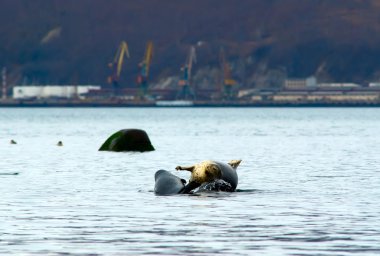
197,179,235,192
154,170,186,195
176,160,241,193
212,161,239,190
99,129,155,152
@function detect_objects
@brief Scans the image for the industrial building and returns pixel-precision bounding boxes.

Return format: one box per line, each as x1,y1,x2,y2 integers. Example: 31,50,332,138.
12,85,101,100
284,76,317,89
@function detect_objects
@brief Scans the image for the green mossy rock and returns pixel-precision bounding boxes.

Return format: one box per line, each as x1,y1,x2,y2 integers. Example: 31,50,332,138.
99,129,155,152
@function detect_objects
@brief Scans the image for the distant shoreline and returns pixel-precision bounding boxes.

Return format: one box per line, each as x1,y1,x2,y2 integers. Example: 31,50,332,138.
1,100,380,108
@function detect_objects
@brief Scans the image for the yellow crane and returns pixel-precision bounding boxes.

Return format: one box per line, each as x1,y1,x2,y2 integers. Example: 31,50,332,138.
220,47,237,100
137,41,154,98
144,41,153,78
177,46,197,100
108,41,130,88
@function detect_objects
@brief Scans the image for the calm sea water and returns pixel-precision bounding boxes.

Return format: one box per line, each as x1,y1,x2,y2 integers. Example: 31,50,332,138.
1,107,380,255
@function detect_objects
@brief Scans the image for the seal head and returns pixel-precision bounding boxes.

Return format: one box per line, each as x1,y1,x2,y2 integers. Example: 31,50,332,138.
154,170,187,195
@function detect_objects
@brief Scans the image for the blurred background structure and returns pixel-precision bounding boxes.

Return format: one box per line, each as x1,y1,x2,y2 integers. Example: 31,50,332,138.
2,0,380,103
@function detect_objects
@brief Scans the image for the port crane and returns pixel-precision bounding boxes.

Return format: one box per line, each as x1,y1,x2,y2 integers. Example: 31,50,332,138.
107,41,130,90
137,41,153,99
219,47,237,100
177,46,196,100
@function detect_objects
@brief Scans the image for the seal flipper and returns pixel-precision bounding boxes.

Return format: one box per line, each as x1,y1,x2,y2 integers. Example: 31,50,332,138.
228,160,242,170
176,165,195,172
180,181,201,194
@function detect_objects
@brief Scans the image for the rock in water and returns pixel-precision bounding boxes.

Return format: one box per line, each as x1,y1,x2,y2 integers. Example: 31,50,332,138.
99,129,155,152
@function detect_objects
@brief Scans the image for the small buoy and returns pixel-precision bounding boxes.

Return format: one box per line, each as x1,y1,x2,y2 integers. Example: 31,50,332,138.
57,141,63,146
10,139,17,144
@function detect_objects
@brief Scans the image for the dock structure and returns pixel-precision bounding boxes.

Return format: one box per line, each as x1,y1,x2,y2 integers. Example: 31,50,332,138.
3,77,380,107
1,88,380,107
239,84,380,106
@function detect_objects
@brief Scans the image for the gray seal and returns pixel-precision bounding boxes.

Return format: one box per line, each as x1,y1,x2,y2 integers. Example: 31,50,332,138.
154,170,187,195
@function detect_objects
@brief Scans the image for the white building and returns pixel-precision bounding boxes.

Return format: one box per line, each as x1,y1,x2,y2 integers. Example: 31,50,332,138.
285,76,317,89
318,83,360,88
12,85,101,99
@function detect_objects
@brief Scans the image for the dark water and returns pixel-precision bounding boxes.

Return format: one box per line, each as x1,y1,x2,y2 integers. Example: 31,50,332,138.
1,108,380,255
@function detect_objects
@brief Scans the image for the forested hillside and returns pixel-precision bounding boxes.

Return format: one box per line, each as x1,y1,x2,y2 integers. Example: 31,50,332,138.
1,0,380,87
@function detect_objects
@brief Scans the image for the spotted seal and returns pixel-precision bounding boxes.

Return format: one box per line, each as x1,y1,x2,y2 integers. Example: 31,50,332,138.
176,160,242,192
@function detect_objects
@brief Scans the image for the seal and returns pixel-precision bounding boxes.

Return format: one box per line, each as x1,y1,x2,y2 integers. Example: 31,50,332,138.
57,141,63,146
154,170,187,195
10,139,17,145
99,129,155,152
176,160,242,192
